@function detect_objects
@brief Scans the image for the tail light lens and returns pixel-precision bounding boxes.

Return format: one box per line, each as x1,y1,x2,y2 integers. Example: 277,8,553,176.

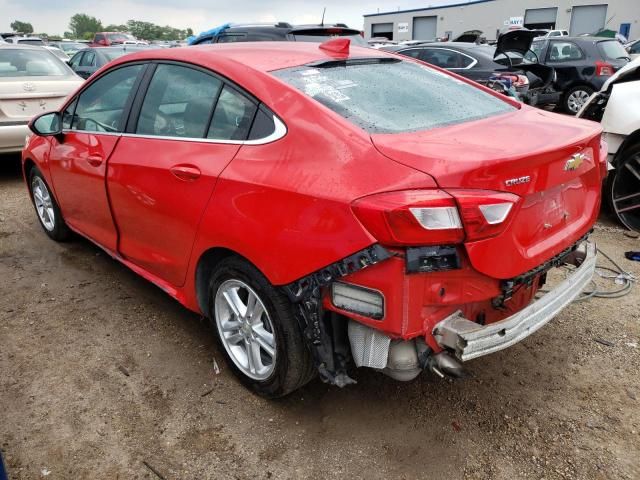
448,190,520,242
351,190,464,246
595,61,614,76
352,189,520,246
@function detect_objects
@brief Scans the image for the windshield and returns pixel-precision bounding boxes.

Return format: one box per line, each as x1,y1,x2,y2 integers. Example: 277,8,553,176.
107,33,135,42
274,59,514,134
102,48,146,61
17,38,45,46
524,41,544,63
597,40,630,61
0,49,71,77
59,42,87,52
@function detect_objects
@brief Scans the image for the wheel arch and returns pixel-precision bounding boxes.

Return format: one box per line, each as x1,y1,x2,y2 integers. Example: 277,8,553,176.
612,129,640,168
194,246,271,316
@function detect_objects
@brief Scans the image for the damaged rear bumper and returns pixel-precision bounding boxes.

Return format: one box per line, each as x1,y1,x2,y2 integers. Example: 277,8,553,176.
433,240,596,361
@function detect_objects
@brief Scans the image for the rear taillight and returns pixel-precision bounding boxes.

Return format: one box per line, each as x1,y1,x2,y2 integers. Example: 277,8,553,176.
448,190,520,242
352,189,520,246
595,61,614,76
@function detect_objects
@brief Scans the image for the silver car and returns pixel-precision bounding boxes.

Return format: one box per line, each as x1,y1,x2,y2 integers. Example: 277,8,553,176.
0,44,82,154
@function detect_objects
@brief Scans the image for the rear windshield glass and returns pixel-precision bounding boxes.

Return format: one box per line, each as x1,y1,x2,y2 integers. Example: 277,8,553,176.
597,40,629,61
273,59,514,134
0,49,70,77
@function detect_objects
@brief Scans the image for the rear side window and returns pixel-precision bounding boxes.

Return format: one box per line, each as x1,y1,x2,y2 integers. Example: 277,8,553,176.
207,86,257,140
136,64,222,139
547,41,584,62
274,59,514,134
217,34,248,43
71,64,143,132
419,49,474,69
597,40,629,61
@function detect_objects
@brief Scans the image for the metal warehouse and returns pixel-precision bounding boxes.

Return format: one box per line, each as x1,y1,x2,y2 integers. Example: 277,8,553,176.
364,0,639,41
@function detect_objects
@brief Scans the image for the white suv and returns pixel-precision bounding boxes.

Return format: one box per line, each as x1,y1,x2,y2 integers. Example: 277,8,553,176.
578,58,640,231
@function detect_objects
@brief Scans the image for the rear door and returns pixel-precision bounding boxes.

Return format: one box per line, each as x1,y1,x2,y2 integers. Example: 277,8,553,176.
107,62,258,286
48,63,145,251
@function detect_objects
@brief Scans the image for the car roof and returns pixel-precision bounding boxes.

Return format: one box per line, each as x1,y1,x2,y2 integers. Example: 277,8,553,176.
0,43,50,51
108,41,386,73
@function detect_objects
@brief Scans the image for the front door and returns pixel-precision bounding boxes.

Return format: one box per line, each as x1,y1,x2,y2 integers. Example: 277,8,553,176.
48,64,145,251
107,63,259,286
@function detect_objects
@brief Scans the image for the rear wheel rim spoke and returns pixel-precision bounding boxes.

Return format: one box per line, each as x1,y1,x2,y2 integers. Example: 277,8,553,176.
214,279,276,380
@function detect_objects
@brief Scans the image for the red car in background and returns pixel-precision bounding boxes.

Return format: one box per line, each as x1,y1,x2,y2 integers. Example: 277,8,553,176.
23,39,605,397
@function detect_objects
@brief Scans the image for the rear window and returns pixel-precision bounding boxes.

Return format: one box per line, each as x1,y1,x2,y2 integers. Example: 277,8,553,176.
273,59,514,134
17,39,45,46
597,40,629,61
0,49,70,77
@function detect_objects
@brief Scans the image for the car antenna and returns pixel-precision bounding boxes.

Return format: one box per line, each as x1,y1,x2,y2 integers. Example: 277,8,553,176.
320,7,326,26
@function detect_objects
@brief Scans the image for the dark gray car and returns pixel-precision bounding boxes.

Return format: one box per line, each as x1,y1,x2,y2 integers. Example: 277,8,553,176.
68,46,151,79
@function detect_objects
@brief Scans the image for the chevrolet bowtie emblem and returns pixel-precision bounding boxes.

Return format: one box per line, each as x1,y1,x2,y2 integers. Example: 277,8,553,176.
565,153,587,171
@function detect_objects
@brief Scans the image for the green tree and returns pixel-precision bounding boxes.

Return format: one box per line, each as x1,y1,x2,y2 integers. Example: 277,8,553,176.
10,20,34,34
68,13,103,38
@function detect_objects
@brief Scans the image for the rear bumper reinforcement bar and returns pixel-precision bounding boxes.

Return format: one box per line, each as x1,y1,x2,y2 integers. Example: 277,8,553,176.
433,240,596,361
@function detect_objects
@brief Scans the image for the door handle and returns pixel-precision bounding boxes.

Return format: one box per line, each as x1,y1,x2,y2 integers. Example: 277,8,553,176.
170,165,201,181
87,155,103,167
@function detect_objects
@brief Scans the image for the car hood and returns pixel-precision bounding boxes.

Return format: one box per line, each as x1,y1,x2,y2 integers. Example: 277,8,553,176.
596,56,640,92
494,29,547,59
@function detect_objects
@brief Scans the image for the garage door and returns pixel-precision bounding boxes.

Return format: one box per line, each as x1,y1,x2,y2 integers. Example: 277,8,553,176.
372,22,394,40
524,7,558,29
413,16,437,41
570,4,607,36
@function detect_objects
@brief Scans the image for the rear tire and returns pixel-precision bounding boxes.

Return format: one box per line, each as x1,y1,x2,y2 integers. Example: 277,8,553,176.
28,168,71,241
605,143,640,232
563,85,594,115
208,257,315,398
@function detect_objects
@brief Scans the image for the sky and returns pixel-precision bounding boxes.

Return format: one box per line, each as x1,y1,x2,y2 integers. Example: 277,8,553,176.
0,0,475,36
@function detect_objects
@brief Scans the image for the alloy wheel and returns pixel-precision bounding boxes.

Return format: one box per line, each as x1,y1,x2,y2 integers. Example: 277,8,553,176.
567,89,591,114
31,176,56,232
611,152,640,232
214,279,276,380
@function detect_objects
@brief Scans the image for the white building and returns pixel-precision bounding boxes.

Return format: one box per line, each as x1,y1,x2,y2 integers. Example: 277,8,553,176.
364,0,639,42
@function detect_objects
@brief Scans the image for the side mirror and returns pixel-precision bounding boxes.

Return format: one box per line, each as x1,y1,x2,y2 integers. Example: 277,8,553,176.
29,111,62,136
98,39,108,46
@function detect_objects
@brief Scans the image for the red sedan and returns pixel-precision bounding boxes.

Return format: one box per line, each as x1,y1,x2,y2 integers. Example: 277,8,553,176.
23,39,606,397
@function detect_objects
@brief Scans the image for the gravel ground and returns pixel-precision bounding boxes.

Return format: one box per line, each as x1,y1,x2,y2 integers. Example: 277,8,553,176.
1,155,639,479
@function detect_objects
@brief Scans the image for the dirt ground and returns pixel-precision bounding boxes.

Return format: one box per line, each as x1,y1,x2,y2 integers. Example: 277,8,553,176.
1,155,639,480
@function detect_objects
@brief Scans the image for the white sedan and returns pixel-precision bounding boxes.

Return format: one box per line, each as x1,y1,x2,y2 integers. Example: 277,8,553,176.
0,44,82,154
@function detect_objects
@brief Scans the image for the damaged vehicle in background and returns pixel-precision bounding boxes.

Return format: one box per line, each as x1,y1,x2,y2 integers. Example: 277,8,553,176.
22,39,605,397
579,57,640,232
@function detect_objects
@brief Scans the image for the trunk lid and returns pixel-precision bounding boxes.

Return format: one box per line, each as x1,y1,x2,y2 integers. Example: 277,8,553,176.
0,77,81,123
371,107,604,279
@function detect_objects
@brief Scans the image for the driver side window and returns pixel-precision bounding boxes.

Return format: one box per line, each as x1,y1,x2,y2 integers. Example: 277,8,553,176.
70,64,143,133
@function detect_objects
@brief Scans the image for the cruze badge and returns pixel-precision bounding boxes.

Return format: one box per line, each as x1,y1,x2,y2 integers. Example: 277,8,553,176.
565,153,587,171
505,176,531,187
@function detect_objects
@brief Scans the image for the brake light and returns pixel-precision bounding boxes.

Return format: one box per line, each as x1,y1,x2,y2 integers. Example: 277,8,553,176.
595,61,614,76
351,190,464,246
352,189,520,246
448,190,520,242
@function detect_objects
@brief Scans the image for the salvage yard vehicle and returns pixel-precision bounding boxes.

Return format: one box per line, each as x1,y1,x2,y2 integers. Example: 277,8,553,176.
524,35,630,114
579,57,640,232
23,39,605,397
189,22,367,46
67,46,152,79
0,44,82,153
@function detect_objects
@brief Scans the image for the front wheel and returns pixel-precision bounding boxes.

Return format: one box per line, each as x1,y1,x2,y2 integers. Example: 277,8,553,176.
605,143,640,232
29,168,71,241
563,85,594,115
208,257,315,398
